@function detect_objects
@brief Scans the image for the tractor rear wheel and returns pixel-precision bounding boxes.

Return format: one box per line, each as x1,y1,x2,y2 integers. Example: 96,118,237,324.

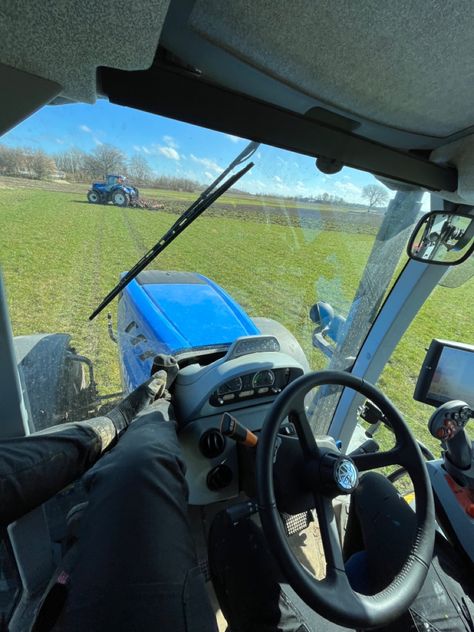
111,190,129,207
87,190,101,204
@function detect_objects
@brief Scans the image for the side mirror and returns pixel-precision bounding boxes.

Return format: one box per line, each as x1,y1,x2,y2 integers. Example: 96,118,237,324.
408,210,474,265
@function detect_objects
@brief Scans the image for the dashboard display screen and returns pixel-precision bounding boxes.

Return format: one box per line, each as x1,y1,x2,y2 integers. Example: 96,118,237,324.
427,346,474,407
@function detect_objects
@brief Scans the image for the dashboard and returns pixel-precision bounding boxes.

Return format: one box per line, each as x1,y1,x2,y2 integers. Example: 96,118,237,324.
175,335,306,504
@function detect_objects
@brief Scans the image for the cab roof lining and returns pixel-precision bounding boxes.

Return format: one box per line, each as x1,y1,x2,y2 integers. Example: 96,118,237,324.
100,63,457,193
0,0,170,103
190,0,474,140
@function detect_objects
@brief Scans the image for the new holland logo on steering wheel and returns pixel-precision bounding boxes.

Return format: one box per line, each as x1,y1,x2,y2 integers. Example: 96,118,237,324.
334,457,359,493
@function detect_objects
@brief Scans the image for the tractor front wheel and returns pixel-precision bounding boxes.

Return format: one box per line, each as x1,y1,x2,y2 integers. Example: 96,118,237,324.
87,190,101,204
111,190,129,208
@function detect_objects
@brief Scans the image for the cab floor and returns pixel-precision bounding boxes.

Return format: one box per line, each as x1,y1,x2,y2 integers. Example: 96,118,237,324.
208,520,326,631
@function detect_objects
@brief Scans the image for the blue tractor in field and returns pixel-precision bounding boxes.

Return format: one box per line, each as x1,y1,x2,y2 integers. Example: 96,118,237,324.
87,174,139,207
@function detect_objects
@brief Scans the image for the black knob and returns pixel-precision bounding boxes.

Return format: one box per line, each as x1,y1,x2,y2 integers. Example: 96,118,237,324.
200,429,226,458
207,464,233,491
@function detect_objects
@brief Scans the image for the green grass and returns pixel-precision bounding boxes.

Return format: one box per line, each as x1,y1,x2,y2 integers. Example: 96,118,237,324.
0,187,472,459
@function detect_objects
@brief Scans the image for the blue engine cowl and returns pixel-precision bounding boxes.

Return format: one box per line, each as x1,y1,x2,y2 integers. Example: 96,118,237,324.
117,270,259,391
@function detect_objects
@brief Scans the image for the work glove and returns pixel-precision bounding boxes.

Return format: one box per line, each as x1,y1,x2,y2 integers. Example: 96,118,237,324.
151,354,179,389
106,370,168,435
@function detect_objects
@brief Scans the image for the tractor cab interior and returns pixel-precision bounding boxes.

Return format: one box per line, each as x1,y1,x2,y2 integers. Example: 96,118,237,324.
1,1,474,631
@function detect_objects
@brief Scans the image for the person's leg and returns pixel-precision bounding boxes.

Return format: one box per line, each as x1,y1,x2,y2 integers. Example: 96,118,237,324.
56,402,217,632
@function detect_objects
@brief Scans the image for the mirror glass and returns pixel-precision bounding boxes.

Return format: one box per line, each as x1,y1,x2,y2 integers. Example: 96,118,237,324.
408,211,474,265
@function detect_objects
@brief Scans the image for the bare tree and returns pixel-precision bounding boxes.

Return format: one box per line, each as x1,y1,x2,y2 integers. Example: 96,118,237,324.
84,144,126,180
362,184,389,211
55,147,88,181
28,150,56,179
128,153,152,184
0,145,27,175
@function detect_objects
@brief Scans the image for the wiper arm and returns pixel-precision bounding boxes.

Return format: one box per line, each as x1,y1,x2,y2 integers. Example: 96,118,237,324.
89,141,258,321
196,140,258,200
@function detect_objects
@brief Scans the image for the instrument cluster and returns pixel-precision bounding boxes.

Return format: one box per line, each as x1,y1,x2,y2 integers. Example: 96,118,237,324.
209,367,295,406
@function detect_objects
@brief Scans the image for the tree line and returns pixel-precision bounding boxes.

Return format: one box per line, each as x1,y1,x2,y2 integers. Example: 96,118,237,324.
0,145,56,180
0,143,200,192
0,142,389,208
293,192,348,206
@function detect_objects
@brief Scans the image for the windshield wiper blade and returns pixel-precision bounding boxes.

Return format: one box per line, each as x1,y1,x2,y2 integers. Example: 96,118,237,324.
197,140,258,200
89,145,257,321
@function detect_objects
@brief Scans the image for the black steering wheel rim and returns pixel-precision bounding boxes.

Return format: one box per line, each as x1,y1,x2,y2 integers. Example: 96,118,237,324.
256,370,435,629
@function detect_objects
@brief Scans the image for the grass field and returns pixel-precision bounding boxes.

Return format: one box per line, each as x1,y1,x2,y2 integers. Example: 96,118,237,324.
0,184,472,456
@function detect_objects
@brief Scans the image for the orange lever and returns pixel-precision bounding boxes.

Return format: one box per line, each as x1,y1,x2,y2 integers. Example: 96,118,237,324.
220,412,258,448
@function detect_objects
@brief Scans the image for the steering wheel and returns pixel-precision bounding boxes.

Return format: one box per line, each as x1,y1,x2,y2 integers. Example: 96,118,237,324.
256,370,435,630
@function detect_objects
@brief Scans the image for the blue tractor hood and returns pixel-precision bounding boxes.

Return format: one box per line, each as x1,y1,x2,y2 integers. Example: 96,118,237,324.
117,271,259,390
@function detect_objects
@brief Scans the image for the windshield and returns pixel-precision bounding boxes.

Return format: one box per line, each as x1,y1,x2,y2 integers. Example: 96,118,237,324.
0,101,427,432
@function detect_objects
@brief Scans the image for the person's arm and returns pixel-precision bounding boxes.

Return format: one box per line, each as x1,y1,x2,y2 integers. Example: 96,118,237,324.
0,372,167,526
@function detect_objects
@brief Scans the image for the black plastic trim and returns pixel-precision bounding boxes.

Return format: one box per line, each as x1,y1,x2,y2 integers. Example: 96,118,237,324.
99,64,457,193
0,63,61,137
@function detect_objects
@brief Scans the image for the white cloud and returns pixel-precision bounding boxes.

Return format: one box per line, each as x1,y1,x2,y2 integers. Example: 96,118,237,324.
204,171,214,181
133,145,151,154
190,154,223,174
239,178,267,194
158,146,180,161
79,124,103,146
163,135,178,148
334,181,363,202
226,134,242,143
274,175,283,183
335,181,361,195
55,138,65,145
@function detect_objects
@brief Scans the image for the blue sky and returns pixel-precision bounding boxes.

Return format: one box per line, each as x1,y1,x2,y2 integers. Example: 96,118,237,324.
3,98,390,203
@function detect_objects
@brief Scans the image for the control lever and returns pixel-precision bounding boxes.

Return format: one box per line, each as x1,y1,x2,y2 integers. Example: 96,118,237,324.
429,400,474,470
224,500,258,526
220,412,258,447
358,399,391,437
